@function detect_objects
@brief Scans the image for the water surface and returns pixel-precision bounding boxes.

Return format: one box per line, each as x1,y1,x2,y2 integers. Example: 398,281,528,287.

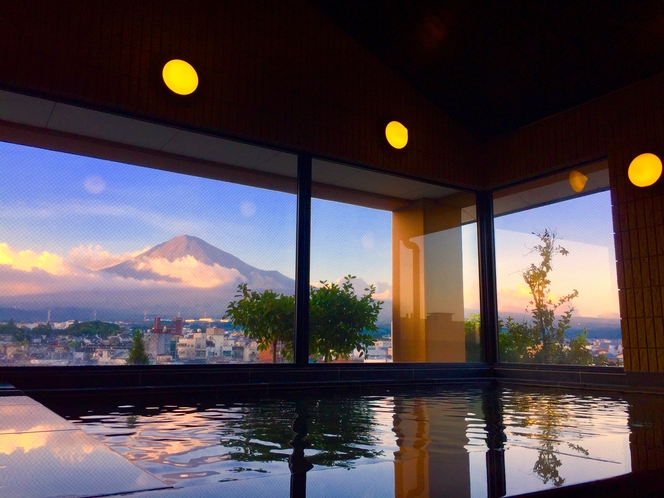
47,384,659,497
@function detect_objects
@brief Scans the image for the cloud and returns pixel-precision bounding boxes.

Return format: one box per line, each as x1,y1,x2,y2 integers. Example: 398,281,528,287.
0,200,209,235
240,201,256,217
332,276,392,300
0,241,244,297
136,256,245,288
373,281,392,300
0,428,52,455
361,232,375,249
496,284,533,314
68,244,149,271
0,243,70,276
0,263,156,297
83,175,106,194
597,312,620,320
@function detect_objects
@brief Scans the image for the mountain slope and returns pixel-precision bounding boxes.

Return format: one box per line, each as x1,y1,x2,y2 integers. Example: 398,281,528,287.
100,235,294,290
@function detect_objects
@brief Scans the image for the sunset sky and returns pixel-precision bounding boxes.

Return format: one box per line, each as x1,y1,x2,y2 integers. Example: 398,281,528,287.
493,192,619,319
0,141,619,319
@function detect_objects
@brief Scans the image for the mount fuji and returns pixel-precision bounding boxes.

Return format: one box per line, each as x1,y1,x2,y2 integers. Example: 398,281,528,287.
100,235,294,291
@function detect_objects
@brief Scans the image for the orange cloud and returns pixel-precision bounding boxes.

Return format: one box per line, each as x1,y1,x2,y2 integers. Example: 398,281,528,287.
497,284,533,313
0,430,52,455
0,243,69,275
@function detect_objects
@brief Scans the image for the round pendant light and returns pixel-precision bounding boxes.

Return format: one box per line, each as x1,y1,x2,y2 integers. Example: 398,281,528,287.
628,153,662,187
162,59,199,96
385,121,408,149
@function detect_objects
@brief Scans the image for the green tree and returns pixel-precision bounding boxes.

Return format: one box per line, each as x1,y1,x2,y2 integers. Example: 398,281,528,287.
464,313,481,361
65,320,120,338
224,284,295,363
126,329,150,365
31,322,53,336
500,229,592,365
499,316,539,362
566,328,593,365
309,276,382,363
522,229,578,363
0,318,29,343
225,276,383,363
594,352,609,366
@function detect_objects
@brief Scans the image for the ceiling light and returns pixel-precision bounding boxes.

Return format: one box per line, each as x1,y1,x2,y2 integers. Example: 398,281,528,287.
628,153,662,187
385,121,408,149
162,59,198,96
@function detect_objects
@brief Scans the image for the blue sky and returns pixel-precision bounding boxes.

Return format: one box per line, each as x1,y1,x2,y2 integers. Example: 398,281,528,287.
311,199,391,288
494,192,615,249
0,141,297,276
0,141,619,318
0,141,391,287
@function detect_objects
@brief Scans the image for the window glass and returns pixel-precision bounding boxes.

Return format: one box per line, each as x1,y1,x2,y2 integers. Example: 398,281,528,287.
0,140,297,365
494,162,622,365
310,159,479,363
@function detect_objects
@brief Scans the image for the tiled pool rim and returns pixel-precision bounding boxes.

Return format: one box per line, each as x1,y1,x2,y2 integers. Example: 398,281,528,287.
6,363,664,398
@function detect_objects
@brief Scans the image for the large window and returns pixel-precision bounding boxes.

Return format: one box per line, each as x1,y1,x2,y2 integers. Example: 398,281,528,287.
0,140,298,365
310,159,480,363
493,162,621,365
4,134,622,369
0,136,483,366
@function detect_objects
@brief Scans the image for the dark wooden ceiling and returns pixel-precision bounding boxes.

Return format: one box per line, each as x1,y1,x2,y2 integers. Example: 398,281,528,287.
309,0,664,139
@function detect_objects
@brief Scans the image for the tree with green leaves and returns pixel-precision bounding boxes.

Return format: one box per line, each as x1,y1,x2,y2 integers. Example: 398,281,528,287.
0,318,29,343
224,283,295,363
464,313,481,361
65,320,120,338
225,276,383,363
499,229,599,365
566,328,593,365
309,276,382,363
594,352,609,365
499,316,539,362
126,329,150,365
31,322,53,336
522,229,578,363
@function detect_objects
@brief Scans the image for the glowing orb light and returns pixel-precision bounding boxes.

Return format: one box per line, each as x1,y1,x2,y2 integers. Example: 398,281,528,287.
385,121,408,149
162,59,198,95
569,170,588,193
628,153,662,187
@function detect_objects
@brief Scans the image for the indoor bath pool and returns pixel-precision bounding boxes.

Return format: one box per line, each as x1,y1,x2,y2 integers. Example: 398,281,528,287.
31,383,663,497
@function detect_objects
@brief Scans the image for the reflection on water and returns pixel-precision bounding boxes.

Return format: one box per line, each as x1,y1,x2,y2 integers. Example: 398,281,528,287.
43,385,659,497
502,390,632,496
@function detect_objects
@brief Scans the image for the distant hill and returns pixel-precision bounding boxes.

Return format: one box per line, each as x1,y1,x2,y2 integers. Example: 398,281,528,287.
497,311,622,340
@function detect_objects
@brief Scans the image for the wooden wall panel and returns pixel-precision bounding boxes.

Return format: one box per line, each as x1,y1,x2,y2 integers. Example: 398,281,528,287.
0,0,480,188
